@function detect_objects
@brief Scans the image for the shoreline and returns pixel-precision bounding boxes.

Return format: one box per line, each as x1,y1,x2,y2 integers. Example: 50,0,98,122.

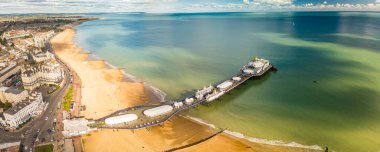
183,116,323,151
83,49,166,103
51,25,323,152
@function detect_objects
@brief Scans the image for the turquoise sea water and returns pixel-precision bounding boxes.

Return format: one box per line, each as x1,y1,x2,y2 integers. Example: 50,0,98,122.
74,12,380,151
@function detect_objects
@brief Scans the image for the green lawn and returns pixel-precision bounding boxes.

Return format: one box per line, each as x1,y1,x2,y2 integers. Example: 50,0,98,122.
62,85,74,111
35,144,53,152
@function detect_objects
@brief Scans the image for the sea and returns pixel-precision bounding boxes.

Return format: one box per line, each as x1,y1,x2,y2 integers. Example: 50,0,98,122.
73,12,380,151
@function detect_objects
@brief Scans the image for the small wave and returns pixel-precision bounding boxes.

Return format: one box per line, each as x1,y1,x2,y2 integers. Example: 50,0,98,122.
104,59,167,102
144,83,167,102
184,116,323,151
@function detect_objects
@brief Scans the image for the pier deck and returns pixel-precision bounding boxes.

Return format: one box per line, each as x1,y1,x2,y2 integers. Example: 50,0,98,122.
85,60,274,130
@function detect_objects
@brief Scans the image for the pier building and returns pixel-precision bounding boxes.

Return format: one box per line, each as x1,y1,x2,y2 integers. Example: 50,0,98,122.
62,58,273,133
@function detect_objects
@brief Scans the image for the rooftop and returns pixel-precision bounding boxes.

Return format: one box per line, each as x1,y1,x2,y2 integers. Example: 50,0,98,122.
4,101,30,115
4,87,24,95
3,92,41,115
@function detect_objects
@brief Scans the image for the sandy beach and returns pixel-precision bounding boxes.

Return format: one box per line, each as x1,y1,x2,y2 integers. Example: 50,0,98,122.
51,28,321,152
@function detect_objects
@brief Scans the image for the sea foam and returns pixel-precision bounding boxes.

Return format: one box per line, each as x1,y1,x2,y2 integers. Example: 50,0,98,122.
184,116,323,151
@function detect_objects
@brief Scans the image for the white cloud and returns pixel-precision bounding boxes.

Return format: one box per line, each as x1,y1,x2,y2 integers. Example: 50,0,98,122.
376,0,380,3
253,0,293,6
0,0,380,14
122,0,177,3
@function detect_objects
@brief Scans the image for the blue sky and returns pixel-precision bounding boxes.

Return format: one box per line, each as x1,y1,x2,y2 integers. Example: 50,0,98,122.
0,0,379,14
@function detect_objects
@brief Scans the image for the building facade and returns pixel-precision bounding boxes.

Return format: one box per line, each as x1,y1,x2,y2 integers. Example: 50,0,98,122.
2,92,44,128
32,51,54,63
21,62,64,90
0,62,21,84
0,87,28,105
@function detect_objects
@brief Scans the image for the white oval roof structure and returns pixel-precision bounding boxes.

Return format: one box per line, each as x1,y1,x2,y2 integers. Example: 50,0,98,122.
144,105,173,117
105,114,138,125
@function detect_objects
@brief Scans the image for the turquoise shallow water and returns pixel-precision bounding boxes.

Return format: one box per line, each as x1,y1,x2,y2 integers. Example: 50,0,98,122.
75,12,380,151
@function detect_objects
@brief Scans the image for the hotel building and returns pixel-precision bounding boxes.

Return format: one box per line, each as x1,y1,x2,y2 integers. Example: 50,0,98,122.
21,62,64,90
0,87,28,105
2,92,44,128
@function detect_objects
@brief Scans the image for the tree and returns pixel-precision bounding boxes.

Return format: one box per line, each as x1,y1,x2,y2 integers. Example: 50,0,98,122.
0,101,12,110
0,38,7,46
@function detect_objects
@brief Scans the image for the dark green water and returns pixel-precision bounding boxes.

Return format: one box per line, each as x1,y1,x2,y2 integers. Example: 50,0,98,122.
75,12,380,151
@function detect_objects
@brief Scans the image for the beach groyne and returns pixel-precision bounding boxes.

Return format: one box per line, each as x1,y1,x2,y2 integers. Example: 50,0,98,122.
164,129,226,152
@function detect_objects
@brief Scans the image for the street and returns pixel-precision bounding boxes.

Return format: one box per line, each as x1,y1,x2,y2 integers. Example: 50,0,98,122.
0,55,72,152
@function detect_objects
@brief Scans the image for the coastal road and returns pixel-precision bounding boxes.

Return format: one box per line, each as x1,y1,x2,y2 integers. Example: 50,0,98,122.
0,64,71,151
20,64,71,152
8,38,73,151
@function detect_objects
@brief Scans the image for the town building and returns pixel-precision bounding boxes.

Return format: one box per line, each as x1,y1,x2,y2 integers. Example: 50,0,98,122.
33,31,55,48
21,61,64,90
0,62,21,84
0,87,28,105
0,113,6,127
2,92,44,128
62,118,95,137
32,51,54,62
33,36,46,48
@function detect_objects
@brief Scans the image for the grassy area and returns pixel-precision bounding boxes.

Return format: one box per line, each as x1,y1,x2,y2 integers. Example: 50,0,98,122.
35,144,53,152
62,85,74,111
0,38,7,46
17,117,31,129
87,122,106,128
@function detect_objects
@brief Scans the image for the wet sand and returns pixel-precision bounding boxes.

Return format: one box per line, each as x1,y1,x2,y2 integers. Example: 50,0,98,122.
51,28,321,152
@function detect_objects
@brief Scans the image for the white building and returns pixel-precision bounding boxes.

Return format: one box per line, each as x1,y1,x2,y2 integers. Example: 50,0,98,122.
173,102,184,108
62,118,95,137
33,31,55,48
232,77,241,82
143,105,173,117
206,90,225,102
0,62,21,84
34,36,46,48
217,81,233,91
32,51,55,63
195,85,214,100
0,87,28,105
2,92,44,128
246,58,270,75
21,62,64,90
185,98,194,105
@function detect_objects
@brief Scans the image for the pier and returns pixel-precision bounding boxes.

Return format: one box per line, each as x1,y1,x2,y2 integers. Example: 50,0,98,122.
63,58,274,135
